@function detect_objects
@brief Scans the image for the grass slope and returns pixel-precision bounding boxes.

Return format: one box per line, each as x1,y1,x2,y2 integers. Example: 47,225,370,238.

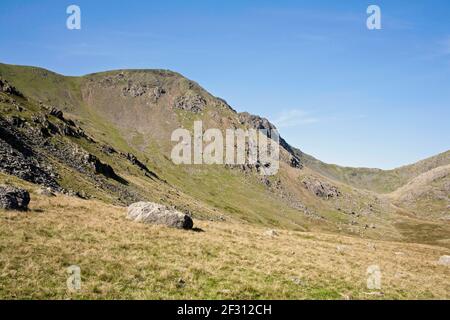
297,149,450,193
0,183,449,299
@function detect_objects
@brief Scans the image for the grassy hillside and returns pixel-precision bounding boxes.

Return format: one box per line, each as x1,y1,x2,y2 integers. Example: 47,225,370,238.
0,63,83,111
0,62,449,245
0,179,448,299
296,149,450,193
1,63,450,300
389,165,450,220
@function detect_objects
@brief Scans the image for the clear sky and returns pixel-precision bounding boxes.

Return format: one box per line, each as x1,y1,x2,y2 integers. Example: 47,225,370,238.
1,0,449,169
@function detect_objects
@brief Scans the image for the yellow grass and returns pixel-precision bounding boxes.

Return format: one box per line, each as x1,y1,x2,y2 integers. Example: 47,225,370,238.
1,191,449,300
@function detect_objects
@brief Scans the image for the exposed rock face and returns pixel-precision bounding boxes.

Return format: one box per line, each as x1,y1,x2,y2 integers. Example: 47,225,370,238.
239,112,277,132
152,86,166,101
49,107,64,120
125,153,149,172
0,78,22,96
290,157,301,168
127,201,193,229
82,153,123,182
174,93,206,113
238,112,302,169
122,81,148,97
0,117,60,190
33,107,91,140
121,81,166,101
302,177,340,199
0,185,30,211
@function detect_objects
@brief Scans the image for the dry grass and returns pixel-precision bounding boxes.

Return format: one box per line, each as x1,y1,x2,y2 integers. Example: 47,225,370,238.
1,191,449,300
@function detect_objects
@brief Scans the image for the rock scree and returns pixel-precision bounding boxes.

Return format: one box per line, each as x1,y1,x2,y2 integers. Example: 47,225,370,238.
0,185,30,211
127,201,194,230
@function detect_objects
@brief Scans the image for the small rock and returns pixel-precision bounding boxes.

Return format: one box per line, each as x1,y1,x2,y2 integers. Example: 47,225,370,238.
37,187,55,197
176,278,186,288
219,289,231,294
339,292,352,300
438,255,450,266
291,277,303,286
0,185,30,211
264,229,279,237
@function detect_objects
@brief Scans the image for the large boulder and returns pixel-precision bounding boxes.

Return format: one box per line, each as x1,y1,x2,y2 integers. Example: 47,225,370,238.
127,202,193,229
0,185,30,211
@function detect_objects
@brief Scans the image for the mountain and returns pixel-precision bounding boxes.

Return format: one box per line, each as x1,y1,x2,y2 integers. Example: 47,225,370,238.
1,62,449,299
296,148,450,193
0,62,449,239
389,164,450,219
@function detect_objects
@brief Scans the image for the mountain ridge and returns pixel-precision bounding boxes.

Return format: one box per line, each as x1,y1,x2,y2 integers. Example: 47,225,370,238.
2,62,447,177
1,62,449,245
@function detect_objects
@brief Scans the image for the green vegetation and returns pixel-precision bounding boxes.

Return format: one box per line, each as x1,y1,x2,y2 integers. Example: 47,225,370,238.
0,63,449,299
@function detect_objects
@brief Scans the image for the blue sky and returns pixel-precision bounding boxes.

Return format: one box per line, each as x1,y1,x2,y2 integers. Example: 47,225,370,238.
1,0,449,169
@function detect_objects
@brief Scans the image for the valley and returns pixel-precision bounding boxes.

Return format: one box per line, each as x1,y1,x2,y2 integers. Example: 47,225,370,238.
0,62,449,299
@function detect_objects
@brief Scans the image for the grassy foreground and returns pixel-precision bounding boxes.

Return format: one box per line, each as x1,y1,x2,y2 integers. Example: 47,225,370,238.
0,187,449,300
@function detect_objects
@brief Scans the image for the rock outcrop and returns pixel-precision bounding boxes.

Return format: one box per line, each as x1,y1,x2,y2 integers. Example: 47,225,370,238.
127,202,193,229
302,177,340,199
174,93,206,113
238,112,302,168
0,185,30,211
0,78,22,97
0,116,60,190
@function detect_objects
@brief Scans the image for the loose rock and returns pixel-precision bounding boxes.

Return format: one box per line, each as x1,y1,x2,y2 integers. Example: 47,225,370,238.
264,229,279,237
0,185,30,211
127,201,193,229
37,187,55,197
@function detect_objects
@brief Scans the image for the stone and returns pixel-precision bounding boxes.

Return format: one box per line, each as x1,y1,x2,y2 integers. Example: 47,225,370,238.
127,201,193,229
438,255,450,266
264,229,279,237
176,278,186,288
0,185,30,211
49,107,64,120
37,187,55,197
291,277,303,286
101,145,117,155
